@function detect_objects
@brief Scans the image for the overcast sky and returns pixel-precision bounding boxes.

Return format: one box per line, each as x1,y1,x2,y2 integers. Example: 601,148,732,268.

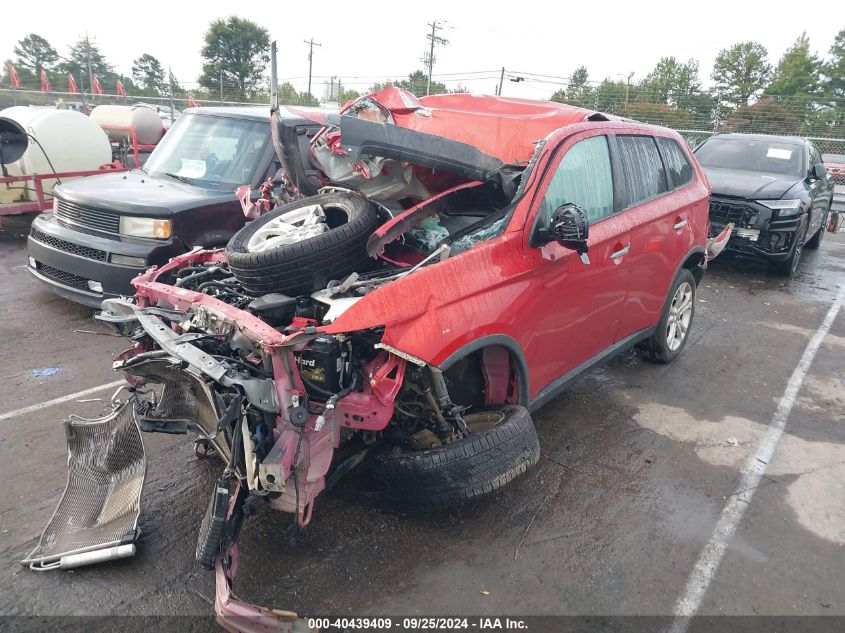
3,0,842,99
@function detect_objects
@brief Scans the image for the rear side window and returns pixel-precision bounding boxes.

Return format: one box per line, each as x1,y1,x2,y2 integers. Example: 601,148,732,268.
540,135,614,225
617,135,668,207
657,137,694,188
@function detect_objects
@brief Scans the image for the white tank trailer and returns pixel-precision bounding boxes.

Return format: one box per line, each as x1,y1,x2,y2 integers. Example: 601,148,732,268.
90,105,165,146
0,107,112,204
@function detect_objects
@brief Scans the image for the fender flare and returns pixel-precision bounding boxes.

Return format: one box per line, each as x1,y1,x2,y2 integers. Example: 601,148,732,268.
439,334,530,406
678,244,707,284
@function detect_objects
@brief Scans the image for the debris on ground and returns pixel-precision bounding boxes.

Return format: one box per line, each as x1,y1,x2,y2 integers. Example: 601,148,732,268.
31,368,61,377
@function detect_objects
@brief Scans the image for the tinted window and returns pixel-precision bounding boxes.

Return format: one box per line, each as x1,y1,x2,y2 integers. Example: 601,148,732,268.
657,137,694,188
694,137,804,177
540,136,614,225
617,135,668,207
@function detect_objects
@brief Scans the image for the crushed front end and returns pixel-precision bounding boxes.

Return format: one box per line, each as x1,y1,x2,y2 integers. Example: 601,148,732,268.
708,195,803,261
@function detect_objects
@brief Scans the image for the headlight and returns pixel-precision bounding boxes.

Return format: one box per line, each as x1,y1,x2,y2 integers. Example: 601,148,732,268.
119,216,172,239
755,199,802,217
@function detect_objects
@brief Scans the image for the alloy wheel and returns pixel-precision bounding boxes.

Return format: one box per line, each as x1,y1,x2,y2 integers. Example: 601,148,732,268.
666,281,693,351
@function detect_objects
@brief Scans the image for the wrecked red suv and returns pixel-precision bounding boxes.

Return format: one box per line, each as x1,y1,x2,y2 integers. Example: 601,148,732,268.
29,88,719,630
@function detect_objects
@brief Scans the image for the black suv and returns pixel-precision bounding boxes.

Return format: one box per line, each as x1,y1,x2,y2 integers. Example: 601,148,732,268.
694,133,833,276
27,106,322,307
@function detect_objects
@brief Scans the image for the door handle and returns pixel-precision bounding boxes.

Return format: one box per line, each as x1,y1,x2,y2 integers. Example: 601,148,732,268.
609,245,630,260
673,219,689,230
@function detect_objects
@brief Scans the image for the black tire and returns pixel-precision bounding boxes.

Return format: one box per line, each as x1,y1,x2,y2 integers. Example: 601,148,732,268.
226,192,379,295
372,405,540,511
637,268,696,364
767,222,808,277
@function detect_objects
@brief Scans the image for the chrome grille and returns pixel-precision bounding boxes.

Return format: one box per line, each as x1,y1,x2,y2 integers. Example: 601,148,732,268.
55,198,120,234
30,228,108,262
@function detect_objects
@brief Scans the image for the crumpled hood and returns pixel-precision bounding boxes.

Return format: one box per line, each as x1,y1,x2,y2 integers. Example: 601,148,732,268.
704,166,801,200
55,170,236,216
297,87,601,167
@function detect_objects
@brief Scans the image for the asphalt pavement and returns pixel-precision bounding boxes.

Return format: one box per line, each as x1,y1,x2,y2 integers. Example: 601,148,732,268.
1,215,843,629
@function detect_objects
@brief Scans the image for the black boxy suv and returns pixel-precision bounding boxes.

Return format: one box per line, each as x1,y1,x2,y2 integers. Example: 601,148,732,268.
27,106,322,307
694,133,833,276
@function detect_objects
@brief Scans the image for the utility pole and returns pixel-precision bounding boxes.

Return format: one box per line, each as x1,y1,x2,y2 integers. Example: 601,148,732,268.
424,20,449,96
168,67,175,125
219,70,224,104
304,38,321,97
497,67,505,96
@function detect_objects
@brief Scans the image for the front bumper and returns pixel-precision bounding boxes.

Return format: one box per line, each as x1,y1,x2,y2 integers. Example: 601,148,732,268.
708,197,804,261
26,213,182,307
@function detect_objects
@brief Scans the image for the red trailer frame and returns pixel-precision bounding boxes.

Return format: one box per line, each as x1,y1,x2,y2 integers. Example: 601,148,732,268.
0,165,126,217
97,124,160,168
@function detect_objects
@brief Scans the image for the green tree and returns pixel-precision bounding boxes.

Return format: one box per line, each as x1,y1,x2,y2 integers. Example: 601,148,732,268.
60,37,115,86
277,82,299,104
132,53,166,95
821,28,845,132
14,34,58,82
199,17,270,100
823,28,845,99
711,42,772,107
723,97,802,135
641,57,701,107
337,88,361,104
396,70,446,97
367,80,395,93
550,66,594,108
593,78,627,113
766,32,822,97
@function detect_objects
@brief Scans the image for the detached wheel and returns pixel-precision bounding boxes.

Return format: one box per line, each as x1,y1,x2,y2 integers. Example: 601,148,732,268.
372,405,540,511
637,268,696,364
226,192,379,295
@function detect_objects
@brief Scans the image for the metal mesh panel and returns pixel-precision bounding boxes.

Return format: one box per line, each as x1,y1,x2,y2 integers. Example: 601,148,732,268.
23,401,145,568
36,263,92,291
30,228,108,262
155,379,220,436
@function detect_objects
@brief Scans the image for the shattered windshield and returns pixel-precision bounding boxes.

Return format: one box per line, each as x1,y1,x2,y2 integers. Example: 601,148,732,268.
144,114,268,189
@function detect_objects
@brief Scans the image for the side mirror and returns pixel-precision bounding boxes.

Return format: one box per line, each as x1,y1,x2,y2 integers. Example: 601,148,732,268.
550,204,589,255
812,163,827,180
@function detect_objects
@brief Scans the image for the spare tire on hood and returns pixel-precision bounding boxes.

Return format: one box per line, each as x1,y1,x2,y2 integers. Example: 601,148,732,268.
226,191,379,296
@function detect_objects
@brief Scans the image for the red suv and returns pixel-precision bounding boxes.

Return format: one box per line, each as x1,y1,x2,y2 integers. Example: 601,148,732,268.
46,89,718,628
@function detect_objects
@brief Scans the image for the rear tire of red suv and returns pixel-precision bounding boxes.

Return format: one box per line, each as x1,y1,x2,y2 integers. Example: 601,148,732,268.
637,268,696,364
372,405,540,511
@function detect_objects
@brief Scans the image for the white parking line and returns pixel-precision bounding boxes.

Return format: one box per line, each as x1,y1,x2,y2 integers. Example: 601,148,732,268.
0,380,125,423
669,283,845,631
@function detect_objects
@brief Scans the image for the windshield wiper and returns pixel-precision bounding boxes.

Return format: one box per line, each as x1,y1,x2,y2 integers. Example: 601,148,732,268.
164,172,196,184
